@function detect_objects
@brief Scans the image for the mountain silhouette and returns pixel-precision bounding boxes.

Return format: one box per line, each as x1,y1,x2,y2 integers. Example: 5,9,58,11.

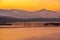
0,9,60,22
33,9,60,18
0,9,60,19
0,9,32,19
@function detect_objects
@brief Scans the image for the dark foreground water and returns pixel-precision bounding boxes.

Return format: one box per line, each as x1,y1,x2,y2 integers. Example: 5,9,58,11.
0,27,60,40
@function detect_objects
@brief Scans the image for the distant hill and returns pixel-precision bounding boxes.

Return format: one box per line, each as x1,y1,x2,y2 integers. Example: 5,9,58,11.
27,18,60,22
33,9,60,18
0,16,19,22
0,16,60,22
0,9,60,22
0,9,60,19
0,9,31,19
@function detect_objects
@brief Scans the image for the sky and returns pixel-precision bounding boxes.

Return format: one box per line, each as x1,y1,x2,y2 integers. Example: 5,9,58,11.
0,0,60,11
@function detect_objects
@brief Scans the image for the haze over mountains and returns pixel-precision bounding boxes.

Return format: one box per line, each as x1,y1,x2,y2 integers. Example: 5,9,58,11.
0,9,60,22
0,9,60,19
33,9,60,18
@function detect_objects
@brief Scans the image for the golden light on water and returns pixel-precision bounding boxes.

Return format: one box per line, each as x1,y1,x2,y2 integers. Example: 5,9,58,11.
0,27,60,40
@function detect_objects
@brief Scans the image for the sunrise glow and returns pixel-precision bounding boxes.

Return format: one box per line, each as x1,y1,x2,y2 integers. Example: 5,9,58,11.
0,0,60,11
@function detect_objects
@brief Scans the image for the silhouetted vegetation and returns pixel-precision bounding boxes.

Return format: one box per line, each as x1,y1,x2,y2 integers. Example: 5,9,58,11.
0,16,60,22
45,23,60,26
0,16,60,26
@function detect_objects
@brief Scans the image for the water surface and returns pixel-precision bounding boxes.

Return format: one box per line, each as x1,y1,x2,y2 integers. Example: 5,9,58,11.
0,26,60,40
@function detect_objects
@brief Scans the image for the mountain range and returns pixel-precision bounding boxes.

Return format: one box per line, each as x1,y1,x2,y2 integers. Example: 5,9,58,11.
0,9,60,19
0,9,60,22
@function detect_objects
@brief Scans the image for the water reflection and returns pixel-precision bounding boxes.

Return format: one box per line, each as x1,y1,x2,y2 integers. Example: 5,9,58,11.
0,27,60,40
21,33,60,40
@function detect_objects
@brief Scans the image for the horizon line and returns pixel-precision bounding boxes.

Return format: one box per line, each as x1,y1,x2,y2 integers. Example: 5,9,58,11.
0,8,59,12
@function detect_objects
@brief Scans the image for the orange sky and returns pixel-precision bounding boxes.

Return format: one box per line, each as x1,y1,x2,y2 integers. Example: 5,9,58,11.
0,0,60,11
